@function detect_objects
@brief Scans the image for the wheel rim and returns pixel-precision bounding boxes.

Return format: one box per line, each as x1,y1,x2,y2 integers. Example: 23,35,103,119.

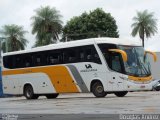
26,88,32,98
96,86,103,93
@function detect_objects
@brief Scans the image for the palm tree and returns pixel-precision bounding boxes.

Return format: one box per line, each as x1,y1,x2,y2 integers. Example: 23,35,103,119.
0,24,28,53
31,6,63,47
131,10,158,47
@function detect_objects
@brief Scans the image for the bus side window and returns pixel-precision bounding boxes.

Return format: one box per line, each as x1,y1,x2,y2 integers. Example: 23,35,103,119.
48,51,62,65
86,48,93,62
85,45,101,64
76,45,101,64
78,49,85,62
34,55,42,66
14,55,23,68
98,44,117,67
63,48,76,63
23,55,32,67
3,56,8,68
68,49,76,63
93,48,101,64
94,53,101,64
3,56,14,69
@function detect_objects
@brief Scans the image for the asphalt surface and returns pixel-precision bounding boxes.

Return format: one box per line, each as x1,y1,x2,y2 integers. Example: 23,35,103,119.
0,91,160,119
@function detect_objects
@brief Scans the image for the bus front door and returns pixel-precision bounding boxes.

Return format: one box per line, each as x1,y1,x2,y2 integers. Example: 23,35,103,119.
110,53,124,91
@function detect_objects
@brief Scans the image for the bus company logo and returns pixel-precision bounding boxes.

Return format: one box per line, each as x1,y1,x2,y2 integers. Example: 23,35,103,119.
85,64,92,69
80,64,97,73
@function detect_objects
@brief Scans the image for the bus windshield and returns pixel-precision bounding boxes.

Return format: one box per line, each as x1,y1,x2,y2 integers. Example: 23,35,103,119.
119,45,151,77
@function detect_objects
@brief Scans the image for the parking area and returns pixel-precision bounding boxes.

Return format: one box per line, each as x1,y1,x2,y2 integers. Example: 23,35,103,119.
0,91,160,114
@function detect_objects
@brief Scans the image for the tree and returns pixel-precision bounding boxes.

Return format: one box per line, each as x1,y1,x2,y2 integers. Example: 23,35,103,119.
0,24,28,53
131,10,158,47
31,6,63,47
62,8,119,41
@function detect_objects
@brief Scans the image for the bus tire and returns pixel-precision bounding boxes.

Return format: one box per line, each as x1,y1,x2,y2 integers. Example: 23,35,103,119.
114,91,128,97
46,93,59,99
91,81,107,98
24,85,39,99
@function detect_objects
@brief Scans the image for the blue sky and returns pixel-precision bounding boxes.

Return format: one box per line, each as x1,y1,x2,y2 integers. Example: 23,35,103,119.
0,0,160,51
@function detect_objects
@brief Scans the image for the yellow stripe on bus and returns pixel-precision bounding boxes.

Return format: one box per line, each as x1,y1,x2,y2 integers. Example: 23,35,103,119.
2,66,79,93
128,75,152,82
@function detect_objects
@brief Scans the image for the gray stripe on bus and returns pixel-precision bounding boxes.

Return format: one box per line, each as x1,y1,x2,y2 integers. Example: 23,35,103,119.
67,65,89,92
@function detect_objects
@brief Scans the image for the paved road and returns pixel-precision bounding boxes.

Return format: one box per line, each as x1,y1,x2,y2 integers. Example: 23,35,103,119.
0,114,121,120
0,91,160,119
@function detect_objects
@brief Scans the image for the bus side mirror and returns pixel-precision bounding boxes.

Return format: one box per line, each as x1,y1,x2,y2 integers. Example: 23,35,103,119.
108,49,128,62
145,51,157,62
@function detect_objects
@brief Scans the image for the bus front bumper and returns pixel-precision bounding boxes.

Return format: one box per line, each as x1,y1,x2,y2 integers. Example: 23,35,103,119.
126,81,153,91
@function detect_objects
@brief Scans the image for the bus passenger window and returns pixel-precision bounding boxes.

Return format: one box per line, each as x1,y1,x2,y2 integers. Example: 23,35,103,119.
48,52,61,65
87,55,92,60
79,50,85,62
68,51,76,62
35,55,42,66
86,49,92,61
94,54,101,64
50,56,58,64
15,56,23,68
63,48,76,63
77,45,101,64
3,56,14,69
69,56,75,62
26,62,30,67
49,56,55,64
24,56,32,67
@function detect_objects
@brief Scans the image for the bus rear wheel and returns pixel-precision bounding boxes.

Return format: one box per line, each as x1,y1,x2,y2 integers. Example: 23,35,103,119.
114,91,128,97
91,82,107,98
24,85,39,99
46,93,59,99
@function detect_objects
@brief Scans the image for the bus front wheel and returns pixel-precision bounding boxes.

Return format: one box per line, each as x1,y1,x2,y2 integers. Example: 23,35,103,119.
46,93,59,99
114,91,128,97
24,85,39,99
91,82,107,98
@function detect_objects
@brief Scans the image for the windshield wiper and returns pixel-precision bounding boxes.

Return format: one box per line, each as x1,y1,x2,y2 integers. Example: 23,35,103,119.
136,55,150,76
134,49,150,76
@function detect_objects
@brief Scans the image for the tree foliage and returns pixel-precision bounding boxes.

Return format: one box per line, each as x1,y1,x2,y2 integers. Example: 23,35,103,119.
31,6,63,47
63,8,119,41
0,24,28,53
131,10,158,47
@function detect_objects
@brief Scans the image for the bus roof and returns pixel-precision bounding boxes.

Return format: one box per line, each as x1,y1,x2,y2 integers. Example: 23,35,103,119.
3,37,141,56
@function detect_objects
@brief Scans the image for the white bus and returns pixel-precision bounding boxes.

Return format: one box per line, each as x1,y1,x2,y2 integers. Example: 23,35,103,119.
2,38,157,99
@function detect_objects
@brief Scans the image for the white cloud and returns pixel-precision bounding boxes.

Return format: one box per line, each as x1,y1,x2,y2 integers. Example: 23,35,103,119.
0,0,159,50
